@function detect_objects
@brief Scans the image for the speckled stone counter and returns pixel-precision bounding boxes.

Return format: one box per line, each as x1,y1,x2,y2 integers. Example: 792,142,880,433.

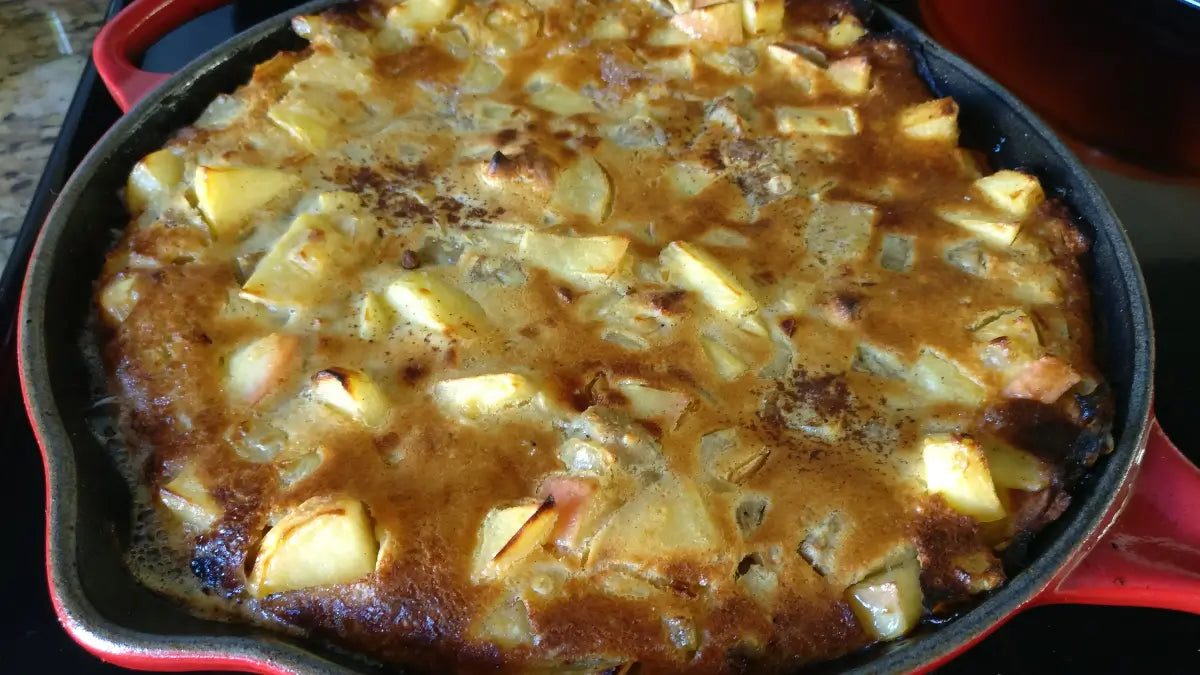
0,0,107,271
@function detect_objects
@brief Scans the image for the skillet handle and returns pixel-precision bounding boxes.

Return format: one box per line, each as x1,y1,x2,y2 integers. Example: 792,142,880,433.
1036,417,1200,613
93,0,233,112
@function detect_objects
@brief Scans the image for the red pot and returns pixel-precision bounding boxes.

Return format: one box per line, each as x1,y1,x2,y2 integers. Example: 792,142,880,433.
16,0,1199,672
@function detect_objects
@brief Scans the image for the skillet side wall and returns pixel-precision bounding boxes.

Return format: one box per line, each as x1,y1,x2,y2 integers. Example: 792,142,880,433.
18,1,1153,673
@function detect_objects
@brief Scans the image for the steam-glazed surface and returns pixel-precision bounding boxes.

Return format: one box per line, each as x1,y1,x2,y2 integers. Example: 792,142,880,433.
97,0,1113,671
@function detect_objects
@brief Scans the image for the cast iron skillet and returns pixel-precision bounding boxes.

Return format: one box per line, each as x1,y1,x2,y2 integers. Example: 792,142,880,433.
17,0,1200,672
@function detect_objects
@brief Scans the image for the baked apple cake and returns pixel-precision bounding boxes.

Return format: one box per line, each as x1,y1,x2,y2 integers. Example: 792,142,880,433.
96,0,1113,671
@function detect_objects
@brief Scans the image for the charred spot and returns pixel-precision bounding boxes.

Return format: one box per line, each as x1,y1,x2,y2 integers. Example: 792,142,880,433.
981,399,1108,476
640,420,663,438
486,151,519,179
313,368,351,387
373,432,400,451
735,553,764,578
751,270,777,286
554,285,574,304
648,289,687,313
910,500,997,609
701,145,726,171
820,292,861,325
494,128,519,146
780,317,798,337
400,249,420,270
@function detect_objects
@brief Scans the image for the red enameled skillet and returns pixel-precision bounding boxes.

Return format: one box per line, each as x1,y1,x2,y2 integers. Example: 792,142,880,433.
16,0,1200,672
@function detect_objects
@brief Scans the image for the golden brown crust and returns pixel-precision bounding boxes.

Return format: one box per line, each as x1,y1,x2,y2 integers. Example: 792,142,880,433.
97,0,1112,671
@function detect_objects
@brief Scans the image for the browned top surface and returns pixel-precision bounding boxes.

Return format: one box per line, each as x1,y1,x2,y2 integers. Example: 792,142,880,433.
97,0,1109,672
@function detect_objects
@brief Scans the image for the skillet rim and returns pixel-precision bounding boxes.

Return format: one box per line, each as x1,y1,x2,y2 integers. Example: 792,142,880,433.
16,1,1155,672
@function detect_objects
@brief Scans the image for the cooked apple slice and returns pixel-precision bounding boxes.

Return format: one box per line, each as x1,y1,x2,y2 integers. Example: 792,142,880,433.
766,45,825,91
557,437,616,474
385,0,460,31
159,461,221,531
549,155,612,223
311,368,390,427
267,89,341,150
528,82,598,116
126,149,184,215
538,475,600,551
971,309,1040,350
98,275,141,324
910,348,986,406
845,554,924,641
193,166,301,238
974,170,1044,219
1003,356,1081,403
983,439,1052,491
248,495,379,597
826,14,867,48
241,213,352,310
936,205,1021,248
827,56,870,94
701,336,750,380
665,161,720,197
741,0,784,35
384,270,488,335
899,97,959,142
474,592,535,647
614,380,691,430
806,200,877,265
284,50,372,94
700,428,770,483
358,292,393,342
922,433,1005,522
518,232,628,285
776,106,860,136
671,3,744,43
660,241,758,318
587,477,723,574
226,333,302,406
433,373,537,419
472,497,557,582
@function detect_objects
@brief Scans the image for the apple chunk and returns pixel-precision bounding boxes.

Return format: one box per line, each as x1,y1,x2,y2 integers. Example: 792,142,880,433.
433,373,538,419
741,0,783,35
538,476,600,552
227,333,302,406
898,98,959,142
126,149,184,215
193,166,301,238
518,232,629,285
248,495,379,597
922,433,1005,522
385,270,488,335
983,439,1052,491
549,155,612,224
1003,355,1081,403
615,380,691,430
660,241,758,318
386,0,460,31
671,3,744,44
159,461,221,531
472,497,558,582
311,368,390,427
974,170,1044,219
587,477,722,575
98,275,141,324
845,554,924,641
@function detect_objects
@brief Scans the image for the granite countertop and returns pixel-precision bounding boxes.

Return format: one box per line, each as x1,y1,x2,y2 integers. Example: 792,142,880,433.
0,0,107,272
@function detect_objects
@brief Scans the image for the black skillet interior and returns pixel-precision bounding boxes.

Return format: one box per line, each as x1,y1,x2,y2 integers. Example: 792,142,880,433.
20,1,1152,673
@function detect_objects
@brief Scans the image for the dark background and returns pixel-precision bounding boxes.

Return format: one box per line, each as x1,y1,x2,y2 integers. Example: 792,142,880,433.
1,1,1198,672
